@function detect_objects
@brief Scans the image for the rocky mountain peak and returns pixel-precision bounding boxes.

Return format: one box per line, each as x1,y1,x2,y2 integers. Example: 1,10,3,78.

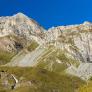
0,13,45,38
83,21,92,25
0,13,46,53
12,12,31,22
14,12,27,17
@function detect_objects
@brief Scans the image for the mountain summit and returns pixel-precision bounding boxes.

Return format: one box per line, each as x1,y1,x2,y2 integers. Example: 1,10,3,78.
14,12,28,17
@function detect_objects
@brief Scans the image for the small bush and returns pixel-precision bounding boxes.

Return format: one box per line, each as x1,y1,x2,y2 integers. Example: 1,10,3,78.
27,41,38,52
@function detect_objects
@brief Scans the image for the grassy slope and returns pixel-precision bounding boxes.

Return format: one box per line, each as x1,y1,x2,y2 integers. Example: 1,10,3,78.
78,77,92,92
37,47,79,74
78,81,92,92
0,50,16,65
0,67,85,92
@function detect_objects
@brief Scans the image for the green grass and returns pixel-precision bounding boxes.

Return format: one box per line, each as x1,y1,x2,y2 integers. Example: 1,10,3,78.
37,48,79,73
27,41,39,52
0,50,16,65
78,81,92,92
0,66,85,92
78,77,92,92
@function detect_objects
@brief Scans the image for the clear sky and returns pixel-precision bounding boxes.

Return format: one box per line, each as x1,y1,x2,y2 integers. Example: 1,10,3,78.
0,0,92,29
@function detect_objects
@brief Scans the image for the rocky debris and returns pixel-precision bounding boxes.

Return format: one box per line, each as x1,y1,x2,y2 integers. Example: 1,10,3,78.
6,46,45,67
0,71,18,89
0,71,33,90
66,63,92,80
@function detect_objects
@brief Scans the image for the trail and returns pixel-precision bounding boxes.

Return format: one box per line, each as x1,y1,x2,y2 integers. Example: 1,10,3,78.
6,46,45,67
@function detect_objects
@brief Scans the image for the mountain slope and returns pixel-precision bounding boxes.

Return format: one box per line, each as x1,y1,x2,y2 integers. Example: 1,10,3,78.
1,13,92,92
46,21,92,63
0,67,85,92
37,47,79,73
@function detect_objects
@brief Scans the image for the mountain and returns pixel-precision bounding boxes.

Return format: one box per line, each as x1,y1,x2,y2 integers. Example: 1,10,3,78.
0,12,45,51
0,13,92,92
0,13,45,65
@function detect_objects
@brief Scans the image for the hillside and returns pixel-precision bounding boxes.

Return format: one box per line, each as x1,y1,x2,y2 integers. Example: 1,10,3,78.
0,67,85,92
0,13,92,92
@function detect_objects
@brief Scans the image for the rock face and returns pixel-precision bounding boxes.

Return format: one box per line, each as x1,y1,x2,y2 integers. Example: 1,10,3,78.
66,63,92,80
0,13,45,37
46,22,92,63
44,21,92,80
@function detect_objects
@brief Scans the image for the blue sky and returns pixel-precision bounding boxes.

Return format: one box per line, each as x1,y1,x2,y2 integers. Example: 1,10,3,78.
0,0,92,29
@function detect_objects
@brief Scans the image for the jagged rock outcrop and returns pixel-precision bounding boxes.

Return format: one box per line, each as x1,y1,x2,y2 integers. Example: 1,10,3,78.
46,21,92,63
0,71,18,89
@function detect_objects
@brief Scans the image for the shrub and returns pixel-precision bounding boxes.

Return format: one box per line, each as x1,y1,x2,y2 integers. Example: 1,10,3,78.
27,41,38,52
